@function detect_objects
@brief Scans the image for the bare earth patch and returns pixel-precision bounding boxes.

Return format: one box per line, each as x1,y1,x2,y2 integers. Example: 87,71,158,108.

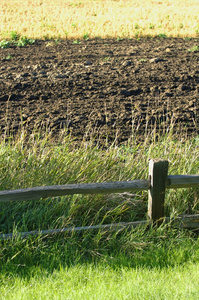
0,38,198,144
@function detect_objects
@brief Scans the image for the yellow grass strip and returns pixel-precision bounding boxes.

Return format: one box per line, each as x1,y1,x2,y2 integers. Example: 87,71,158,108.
1,0,199,40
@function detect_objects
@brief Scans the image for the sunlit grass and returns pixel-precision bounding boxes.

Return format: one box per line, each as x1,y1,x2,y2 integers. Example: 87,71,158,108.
0,128,198,235
1,0,199,292
1,0,199,40
0,127,199,298
1,261,199,299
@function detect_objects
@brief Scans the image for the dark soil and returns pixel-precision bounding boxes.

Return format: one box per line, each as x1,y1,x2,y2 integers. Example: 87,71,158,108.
0,38,199,144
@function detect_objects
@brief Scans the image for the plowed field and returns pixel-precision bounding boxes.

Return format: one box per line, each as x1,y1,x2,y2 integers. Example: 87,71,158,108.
0,38,199,144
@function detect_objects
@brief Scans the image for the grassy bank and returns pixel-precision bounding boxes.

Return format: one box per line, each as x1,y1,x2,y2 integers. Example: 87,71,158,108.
1,0,199,40
0,129,199,297
0,130,199,229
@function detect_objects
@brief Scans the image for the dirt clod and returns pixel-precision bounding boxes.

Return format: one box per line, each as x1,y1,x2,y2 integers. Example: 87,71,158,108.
0,38,198,144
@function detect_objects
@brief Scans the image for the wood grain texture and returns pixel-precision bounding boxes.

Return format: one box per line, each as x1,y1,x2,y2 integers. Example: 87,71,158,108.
167,175,199,188
148,159,169,223
0,180,150,203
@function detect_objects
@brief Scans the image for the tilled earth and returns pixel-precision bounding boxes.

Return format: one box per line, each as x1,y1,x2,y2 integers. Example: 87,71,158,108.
0,38,199,144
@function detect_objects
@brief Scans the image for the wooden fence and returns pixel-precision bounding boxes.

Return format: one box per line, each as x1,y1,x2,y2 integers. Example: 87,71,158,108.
0,159,199,239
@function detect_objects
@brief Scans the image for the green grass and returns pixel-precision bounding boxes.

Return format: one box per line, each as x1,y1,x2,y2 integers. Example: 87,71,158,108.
188,45,199,52
1,261,199,299
0,32,35,48
1,223,199,299
0,130,199,298
0,228,199,299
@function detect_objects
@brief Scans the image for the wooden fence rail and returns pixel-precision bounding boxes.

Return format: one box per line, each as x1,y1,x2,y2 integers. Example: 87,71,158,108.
0,159,199,239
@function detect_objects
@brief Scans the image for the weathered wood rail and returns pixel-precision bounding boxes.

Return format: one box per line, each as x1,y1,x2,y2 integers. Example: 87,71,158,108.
0,159,199,239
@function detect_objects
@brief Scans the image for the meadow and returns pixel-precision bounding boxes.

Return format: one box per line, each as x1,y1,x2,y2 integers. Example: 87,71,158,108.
0,0,199,299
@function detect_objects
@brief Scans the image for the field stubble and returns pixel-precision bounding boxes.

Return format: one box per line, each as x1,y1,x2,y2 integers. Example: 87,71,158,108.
0,0,199,40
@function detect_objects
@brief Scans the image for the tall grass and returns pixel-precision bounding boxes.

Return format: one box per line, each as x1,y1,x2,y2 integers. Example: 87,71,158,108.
0,128,198,235
0,128,199,297
0,128,198,233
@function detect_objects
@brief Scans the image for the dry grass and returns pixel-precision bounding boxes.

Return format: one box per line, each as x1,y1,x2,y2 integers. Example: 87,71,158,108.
1,0,199,40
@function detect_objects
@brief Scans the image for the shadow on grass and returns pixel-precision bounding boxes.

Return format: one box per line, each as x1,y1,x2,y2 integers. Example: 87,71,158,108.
1,224,199,279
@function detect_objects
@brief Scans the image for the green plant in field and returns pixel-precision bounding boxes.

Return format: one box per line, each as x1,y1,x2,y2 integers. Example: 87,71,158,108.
1,54,12,60
102,56,110,61
117,36,123,41
69,2,82,8
135,30,142,39
7,54,12,60
83,32,89,40
149,23,155,30
0,36,35,48
72,22,77,28
156,33,167,38
54,39,60,45
0,40,12,48
16,36,35,47
10,30,20,41
188,45,199,52
139,58,147,62
184,37,192,40
5,54,12,60
73,39,81,44
134,23,139,30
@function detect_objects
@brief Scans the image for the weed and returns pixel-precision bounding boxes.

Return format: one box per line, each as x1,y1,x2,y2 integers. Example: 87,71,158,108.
0,36,35,48
102,56,110,61
0,40,12,48
149,23,155,30
135,30,142,39
188,45,199,52
117,36,123,41
156,33,167,38
139,58,147,62
83,32,89,40
16,36,35,47
72,23,77,28
10,31,20,41
4,54,12,60
73,40,81,44
43,34,49,40
54,39,60,45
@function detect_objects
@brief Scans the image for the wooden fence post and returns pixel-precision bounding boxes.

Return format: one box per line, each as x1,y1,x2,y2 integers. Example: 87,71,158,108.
148,159,169,225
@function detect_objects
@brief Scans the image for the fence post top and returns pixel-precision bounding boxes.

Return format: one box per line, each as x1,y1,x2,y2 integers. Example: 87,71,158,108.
149,158,169,163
